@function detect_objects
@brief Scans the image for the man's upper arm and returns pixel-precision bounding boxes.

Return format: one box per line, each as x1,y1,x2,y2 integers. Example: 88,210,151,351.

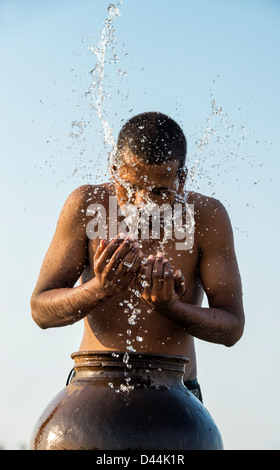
197,198,244,322
33,186,90,295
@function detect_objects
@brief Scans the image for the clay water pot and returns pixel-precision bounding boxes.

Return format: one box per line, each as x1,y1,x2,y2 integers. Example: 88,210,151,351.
30,351,223,450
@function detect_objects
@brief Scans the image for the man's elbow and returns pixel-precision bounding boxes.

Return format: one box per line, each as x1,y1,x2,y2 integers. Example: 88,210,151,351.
30,295,49,330
224,318,245,347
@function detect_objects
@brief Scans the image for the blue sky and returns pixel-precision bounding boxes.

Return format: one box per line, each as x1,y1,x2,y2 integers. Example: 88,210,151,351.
0,0,279,449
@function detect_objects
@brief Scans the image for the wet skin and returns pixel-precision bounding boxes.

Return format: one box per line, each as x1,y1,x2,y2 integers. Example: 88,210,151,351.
31,151,245,381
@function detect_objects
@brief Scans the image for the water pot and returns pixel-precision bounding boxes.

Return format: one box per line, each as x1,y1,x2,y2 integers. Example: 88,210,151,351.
30,351,223,450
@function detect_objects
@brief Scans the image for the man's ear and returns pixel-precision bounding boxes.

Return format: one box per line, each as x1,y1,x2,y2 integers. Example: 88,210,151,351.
178,167,188,192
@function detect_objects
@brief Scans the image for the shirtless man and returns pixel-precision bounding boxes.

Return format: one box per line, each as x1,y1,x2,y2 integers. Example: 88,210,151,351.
30,112,245,399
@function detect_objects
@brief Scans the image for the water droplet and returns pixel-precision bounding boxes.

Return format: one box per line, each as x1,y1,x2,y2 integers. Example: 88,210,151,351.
124,261,133,268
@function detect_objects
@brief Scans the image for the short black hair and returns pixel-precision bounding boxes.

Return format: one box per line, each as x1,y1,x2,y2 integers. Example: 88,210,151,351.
116,112,187,168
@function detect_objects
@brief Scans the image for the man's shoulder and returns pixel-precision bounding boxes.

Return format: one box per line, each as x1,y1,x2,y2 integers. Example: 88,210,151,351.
58,183,114,228
188,191,231,239
66,182,114,208
188,191,228,218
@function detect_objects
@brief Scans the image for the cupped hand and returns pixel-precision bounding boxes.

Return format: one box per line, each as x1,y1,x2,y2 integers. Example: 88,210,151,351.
93,233,144,298
136,252,186,312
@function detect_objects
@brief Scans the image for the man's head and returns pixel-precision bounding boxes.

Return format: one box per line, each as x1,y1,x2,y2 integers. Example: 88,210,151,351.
112,112,188,207
116,111,187,167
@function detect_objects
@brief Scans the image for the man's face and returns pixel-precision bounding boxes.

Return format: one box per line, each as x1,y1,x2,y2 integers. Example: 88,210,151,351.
112,150,183,209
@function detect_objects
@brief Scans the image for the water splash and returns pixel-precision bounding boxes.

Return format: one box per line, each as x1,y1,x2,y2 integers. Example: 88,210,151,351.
188,80,224,189
186,75,257,201
81,2,147,388
86,3,121,170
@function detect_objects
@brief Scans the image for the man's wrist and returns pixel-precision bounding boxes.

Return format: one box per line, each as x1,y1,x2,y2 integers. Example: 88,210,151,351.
87,277,120,302
158,299,181,316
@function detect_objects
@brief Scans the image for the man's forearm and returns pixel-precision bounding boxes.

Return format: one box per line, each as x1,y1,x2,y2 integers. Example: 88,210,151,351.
160,300,244,347
30,278,111,329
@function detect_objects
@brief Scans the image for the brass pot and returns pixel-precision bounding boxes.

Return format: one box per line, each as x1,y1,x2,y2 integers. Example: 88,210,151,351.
30,351,223,450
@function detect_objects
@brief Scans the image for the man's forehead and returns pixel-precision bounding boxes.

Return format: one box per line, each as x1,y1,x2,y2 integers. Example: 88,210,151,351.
117,150,180,176
120,150,147,168
120,151,145,172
